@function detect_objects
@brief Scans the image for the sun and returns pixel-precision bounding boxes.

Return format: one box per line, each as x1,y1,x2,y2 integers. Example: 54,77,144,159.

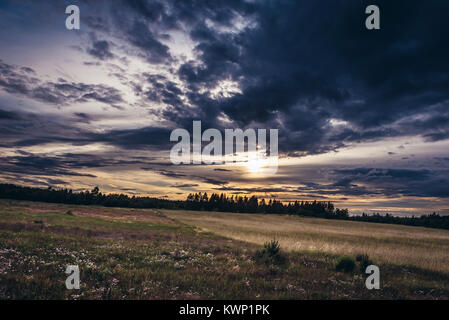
245,154,273,175
243,149,278,176
246,158,265,173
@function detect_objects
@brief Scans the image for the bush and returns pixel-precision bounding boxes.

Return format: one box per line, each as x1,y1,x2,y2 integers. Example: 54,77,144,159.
66,210,74,216
335,256,356,273
254,240,287,266
356,253,373,273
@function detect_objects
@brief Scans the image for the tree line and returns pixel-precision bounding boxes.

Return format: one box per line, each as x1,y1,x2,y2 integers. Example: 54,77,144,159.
0,183,448,230
185,192,349,218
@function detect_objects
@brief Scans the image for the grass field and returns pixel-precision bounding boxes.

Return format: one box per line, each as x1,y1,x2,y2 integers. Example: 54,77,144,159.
163,210,449,274
0,199,448,300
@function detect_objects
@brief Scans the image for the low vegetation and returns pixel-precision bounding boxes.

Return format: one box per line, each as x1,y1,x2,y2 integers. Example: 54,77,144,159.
335,256,356,273
0,200,448,300
254,240,287,267
356,254,374,273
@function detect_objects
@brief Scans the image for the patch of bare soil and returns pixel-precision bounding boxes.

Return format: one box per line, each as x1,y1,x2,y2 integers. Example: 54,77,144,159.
69,207,180,226
1,201,180,226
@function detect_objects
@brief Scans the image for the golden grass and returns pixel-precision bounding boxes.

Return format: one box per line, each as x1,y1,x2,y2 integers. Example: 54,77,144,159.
163,210,449,274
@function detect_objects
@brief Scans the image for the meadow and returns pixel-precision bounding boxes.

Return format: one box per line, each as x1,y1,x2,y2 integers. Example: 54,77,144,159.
163,210,449,274
0,199,448,299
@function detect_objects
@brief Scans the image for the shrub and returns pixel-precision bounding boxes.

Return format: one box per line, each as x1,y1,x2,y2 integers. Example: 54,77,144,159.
356,253,373,273
254,240,287,266
66,210,74,216
335,256,356,273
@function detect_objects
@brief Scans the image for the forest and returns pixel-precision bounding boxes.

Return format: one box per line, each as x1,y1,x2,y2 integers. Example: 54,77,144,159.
0,183,448,230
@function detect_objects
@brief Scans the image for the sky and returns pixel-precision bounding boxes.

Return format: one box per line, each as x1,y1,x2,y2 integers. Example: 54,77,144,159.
1,0,449,216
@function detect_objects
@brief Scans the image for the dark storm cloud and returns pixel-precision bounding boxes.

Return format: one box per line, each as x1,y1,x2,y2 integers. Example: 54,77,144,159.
0,174,70,188
0,60,35,95
121,0,255,33
87,39,114,60
0,151,158,182
111,0,449,155
1,0,449,206
0,60,124,107
125,21,172,64
0,109,94,149
0,154,97,178
334,168,431,181
331,167,449,198
215,0,449,153
6,0,448,154
144,73,184,105
0,108,165,151
208,165,449,199
38,80,124,106
88,126,173,150
0,109,21,120
102,1,176,64
3,1,449,154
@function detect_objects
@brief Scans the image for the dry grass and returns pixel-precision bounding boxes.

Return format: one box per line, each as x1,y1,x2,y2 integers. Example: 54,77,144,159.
2,200,179,225
1,200,449,299
163,210,449,274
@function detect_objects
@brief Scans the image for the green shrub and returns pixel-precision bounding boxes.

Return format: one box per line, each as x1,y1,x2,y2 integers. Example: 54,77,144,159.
356,253,373,273
65,210,74,216
254,240,287,266
335,256,356,273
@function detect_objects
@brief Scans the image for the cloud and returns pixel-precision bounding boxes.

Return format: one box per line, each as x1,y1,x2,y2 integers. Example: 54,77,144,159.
214,186,292,194
0,154,97,178
199,177,228,186
331,167,449,198
0,60,124,107
146,0,449,155
171,183,199,188
158,170,186,178
125,21,172,64
1,0,449,211
4,1,449,156
88,126,173,150
0,109,21,120
87,39,114,60
0,60,34,95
